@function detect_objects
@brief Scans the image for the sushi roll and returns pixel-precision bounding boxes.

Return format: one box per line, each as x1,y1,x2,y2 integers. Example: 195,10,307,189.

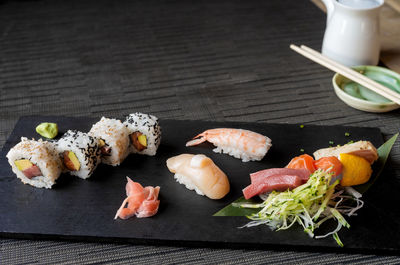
123,112,161,156
6,137,63,189
55,130,101,179
89,117,130,166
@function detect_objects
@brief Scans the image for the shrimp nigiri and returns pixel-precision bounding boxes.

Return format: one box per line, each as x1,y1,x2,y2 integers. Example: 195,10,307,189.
166,154,230,199
185,128,272,162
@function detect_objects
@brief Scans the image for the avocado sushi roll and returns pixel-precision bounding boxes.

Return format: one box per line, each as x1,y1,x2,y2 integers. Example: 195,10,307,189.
123,112,161,156
55,130,101,179
89,117,130,166
6,137,63,189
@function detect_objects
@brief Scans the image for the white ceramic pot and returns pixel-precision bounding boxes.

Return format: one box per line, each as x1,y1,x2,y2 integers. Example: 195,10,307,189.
321,0,384,66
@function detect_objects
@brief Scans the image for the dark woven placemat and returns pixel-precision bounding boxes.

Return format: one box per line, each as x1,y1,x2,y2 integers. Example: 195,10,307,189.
1,0,399,263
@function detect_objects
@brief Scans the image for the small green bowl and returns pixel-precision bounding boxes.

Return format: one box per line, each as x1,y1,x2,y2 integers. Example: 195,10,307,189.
333,65,400,113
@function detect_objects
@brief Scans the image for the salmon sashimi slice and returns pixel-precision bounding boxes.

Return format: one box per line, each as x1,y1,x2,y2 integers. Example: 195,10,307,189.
115,177,160,220
286,154,316,172
243,174,303,200
313,156,342,177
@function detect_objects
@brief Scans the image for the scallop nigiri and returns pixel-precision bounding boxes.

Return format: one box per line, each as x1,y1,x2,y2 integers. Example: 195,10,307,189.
185,128,272,162
166,154,230,199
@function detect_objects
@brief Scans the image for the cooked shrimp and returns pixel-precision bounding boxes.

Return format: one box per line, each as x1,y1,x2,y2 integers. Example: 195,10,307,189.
185,128,272,162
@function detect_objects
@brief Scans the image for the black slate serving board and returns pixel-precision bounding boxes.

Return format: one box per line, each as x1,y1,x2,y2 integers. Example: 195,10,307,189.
1,116,399,254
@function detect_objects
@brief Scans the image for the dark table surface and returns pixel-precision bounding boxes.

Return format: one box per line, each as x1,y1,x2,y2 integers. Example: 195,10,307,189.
1,0,399,264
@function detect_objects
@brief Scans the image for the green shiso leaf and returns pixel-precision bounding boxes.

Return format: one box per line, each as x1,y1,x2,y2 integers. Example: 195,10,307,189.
354,133,398,194
213,197,260,216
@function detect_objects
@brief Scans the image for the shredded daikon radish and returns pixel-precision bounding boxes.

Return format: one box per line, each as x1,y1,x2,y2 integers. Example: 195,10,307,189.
235,169,362,246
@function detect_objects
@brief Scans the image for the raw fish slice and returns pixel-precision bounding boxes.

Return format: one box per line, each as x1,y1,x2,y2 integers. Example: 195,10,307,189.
250,168,311,184
243,175,303,200
22,165,42,179
313,141,378,164
242,168,312,200
286,154,316,172
166,154,230,199
313,156,342,177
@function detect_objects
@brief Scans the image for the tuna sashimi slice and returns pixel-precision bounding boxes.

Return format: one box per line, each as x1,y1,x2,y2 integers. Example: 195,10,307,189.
242,168,311,200
250,168,311,184
22,165,42,179
243,174,303,200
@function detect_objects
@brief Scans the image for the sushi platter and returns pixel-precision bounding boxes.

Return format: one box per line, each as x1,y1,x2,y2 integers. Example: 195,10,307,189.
1,115,400,254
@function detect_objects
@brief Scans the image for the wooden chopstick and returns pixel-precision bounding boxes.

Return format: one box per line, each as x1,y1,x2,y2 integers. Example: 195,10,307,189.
299,45,400,101
290,44,400,105
386,0,400,14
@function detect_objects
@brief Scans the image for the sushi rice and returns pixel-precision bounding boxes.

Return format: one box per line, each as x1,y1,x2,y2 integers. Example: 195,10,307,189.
89,117,130,166
124,112,161,156
55,130,101,179
6,137,63,189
